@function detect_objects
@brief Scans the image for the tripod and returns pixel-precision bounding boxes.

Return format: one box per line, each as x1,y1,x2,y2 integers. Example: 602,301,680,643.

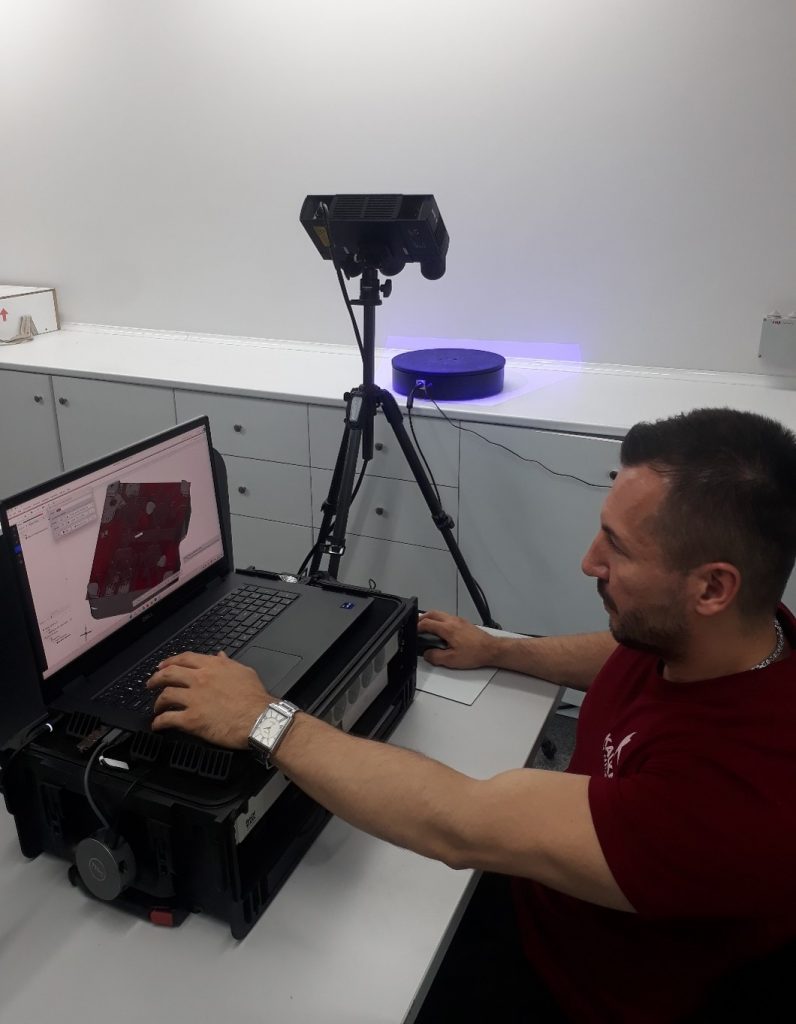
306,263,498,627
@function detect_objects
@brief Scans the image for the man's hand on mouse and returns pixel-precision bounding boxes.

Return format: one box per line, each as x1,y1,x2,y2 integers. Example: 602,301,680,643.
416,610,497,668
147,651,272,748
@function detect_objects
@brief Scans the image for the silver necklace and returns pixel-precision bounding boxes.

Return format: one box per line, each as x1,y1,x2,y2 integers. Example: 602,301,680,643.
749,619,785,672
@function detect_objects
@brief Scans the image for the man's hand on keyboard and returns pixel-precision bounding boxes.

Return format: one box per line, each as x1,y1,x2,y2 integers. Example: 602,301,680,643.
147,652,272,749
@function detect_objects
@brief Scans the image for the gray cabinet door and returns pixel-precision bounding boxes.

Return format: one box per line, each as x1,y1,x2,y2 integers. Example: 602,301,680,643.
52,376,176,470
226,456,312,526
458,423,619,635
322,532,458,613
309,404,460,487
231,515,313,575
0,370,62,497
311,469,457,549
175,390,309,466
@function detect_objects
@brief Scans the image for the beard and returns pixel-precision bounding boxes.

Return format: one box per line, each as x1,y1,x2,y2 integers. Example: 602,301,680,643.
598,580,691,660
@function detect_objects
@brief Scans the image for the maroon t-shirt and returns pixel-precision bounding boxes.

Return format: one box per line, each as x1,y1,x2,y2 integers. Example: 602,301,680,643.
514,606,796,1023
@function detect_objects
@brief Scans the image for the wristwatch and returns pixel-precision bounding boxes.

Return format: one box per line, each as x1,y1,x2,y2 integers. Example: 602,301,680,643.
248,699,300,767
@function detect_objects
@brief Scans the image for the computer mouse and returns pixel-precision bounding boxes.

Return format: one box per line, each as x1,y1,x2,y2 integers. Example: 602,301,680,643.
416,631,450,654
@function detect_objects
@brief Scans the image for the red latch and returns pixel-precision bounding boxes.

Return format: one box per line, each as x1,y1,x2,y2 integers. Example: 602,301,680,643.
149,908,175,927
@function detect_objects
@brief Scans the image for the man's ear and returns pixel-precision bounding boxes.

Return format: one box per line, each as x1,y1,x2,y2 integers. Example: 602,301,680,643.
690,562,742,617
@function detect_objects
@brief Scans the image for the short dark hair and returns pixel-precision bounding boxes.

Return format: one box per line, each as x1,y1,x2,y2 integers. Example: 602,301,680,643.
620,407,796,616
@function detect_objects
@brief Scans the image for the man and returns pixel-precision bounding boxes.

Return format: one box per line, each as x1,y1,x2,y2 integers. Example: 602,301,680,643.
148,407,796,1022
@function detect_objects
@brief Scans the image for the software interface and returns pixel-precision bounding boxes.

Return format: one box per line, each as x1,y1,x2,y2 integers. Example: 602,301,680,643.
5,424,224,680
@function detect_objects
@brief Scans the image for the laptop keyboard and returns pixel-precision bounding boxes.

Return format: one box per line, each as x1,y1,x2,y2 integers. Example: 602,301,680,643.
93,584,299,715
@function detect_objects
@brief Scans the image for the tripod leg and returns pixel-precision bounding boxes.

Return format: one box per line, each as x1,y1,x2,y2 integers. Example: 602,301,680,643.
309,390,366,580
377,390,499,627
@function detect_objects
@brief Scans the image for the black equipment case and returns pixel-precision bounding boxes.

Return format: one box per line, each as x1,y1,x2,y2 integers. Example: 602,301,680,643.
0,575,417,939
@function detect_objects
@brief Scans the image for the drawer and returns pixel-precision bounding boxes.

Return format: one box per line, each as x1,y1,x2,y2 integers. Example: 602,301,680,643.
309,404,459,487
225,456,311,526
231,515,313,575
176,390,309,465
311,468,458,550
54,376,176,471
328,534,458,614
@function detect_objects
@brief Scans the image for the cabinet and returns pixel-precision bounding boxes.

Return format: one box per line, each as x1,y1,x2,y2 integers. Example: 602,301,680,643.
227,455,314,574
308,404,459,487
309,404,460,612
52,376,176,470
226,456,311,526
0,370,62,498
457,422,620,636
230,515,313,575
175,390,313,574
175,390,309,465
6,357,787,650
310,470,457,550
312,532,458,612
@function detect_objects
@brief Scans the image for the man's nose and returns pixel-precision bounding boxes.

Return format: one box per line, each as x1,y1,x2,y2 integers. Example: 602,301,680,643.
582,536,608,579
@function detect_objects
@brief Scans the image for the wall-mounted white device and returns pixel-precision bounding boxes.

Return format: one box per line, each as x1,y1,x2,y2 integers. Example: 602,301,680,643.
758,311,796,370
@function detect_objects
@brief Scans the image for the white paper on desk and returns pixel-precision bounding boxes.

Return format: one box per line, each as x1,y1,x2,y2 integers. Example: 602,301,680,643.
415,661,497,705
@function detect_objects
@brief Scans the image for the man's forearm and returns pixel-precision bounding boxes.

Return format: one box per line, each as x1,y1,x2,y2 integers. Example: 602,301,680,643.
485,630,617,690
148,650,632,908
274,712,476,866
271,707,632,909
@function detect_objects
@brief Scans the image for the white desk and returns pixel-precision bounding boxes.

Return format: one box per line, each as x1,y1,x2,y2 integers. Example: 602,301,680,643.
0,668,560,1024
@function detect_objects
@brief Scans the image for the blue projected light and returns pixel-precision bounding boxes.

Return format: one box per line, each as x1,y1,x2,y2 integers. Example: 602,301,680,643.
391,348,505,401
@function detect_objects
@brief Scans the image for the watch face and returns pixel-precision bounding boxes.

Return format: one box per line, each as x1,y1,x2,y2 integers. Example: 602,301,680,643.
256,710,284,749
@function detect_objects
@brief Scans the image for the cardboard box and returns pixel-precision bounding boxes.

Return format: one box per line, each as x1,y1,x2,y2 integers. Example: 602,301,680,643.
0,285,59,344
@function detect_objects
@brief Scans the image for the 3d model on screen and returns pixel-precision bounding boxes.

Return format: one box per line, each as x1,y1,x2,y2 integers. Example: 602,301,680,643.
86,480,192,618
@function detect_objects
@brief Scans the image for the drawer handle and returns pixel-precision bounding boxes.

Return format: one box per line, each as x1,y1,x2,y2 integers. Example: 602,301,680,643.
374,442,384,451
58,397,69,406
238,486,248,495
34,394,44,404
374,506,385,516
233,423,243,433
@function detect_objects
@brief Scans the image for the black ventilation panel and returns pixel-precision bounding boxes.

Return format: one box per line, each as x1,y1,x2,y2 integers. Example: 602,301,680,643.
331,195,402,220
65,712,103,740
130,731,163,763
168,740,234,781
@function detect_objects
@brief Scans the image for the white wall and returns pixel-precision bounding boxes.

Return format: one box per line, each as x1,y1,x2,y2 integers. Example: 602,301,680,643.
1,0,794,373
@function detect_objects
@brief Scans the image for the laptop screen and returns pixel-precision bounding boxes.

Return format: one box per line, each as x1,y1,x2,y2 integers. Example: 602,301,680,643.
2,419,225,680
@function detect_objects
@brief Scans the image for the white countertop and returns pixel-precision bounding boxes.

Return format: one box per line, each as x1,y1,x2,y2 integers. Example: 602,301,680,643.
1,323,794,437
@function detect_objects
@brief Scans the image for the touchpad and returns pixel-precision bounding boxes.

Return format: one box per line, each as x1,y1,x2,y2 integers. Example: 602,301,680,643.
236,647,302,697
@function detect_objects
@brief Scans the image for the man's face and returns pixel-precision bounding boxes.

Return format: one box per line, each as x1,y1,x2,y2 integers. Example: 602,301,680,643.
581,465,692,659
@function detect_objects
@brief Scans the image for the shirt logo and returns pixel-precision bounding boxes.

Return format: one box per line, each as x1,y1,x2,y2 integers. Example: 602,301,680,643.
602,731,636,778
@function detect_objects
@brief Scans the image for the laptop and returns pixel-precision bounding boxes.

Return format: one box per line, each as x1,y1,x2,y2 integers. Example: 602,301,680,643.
0,416,373,732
